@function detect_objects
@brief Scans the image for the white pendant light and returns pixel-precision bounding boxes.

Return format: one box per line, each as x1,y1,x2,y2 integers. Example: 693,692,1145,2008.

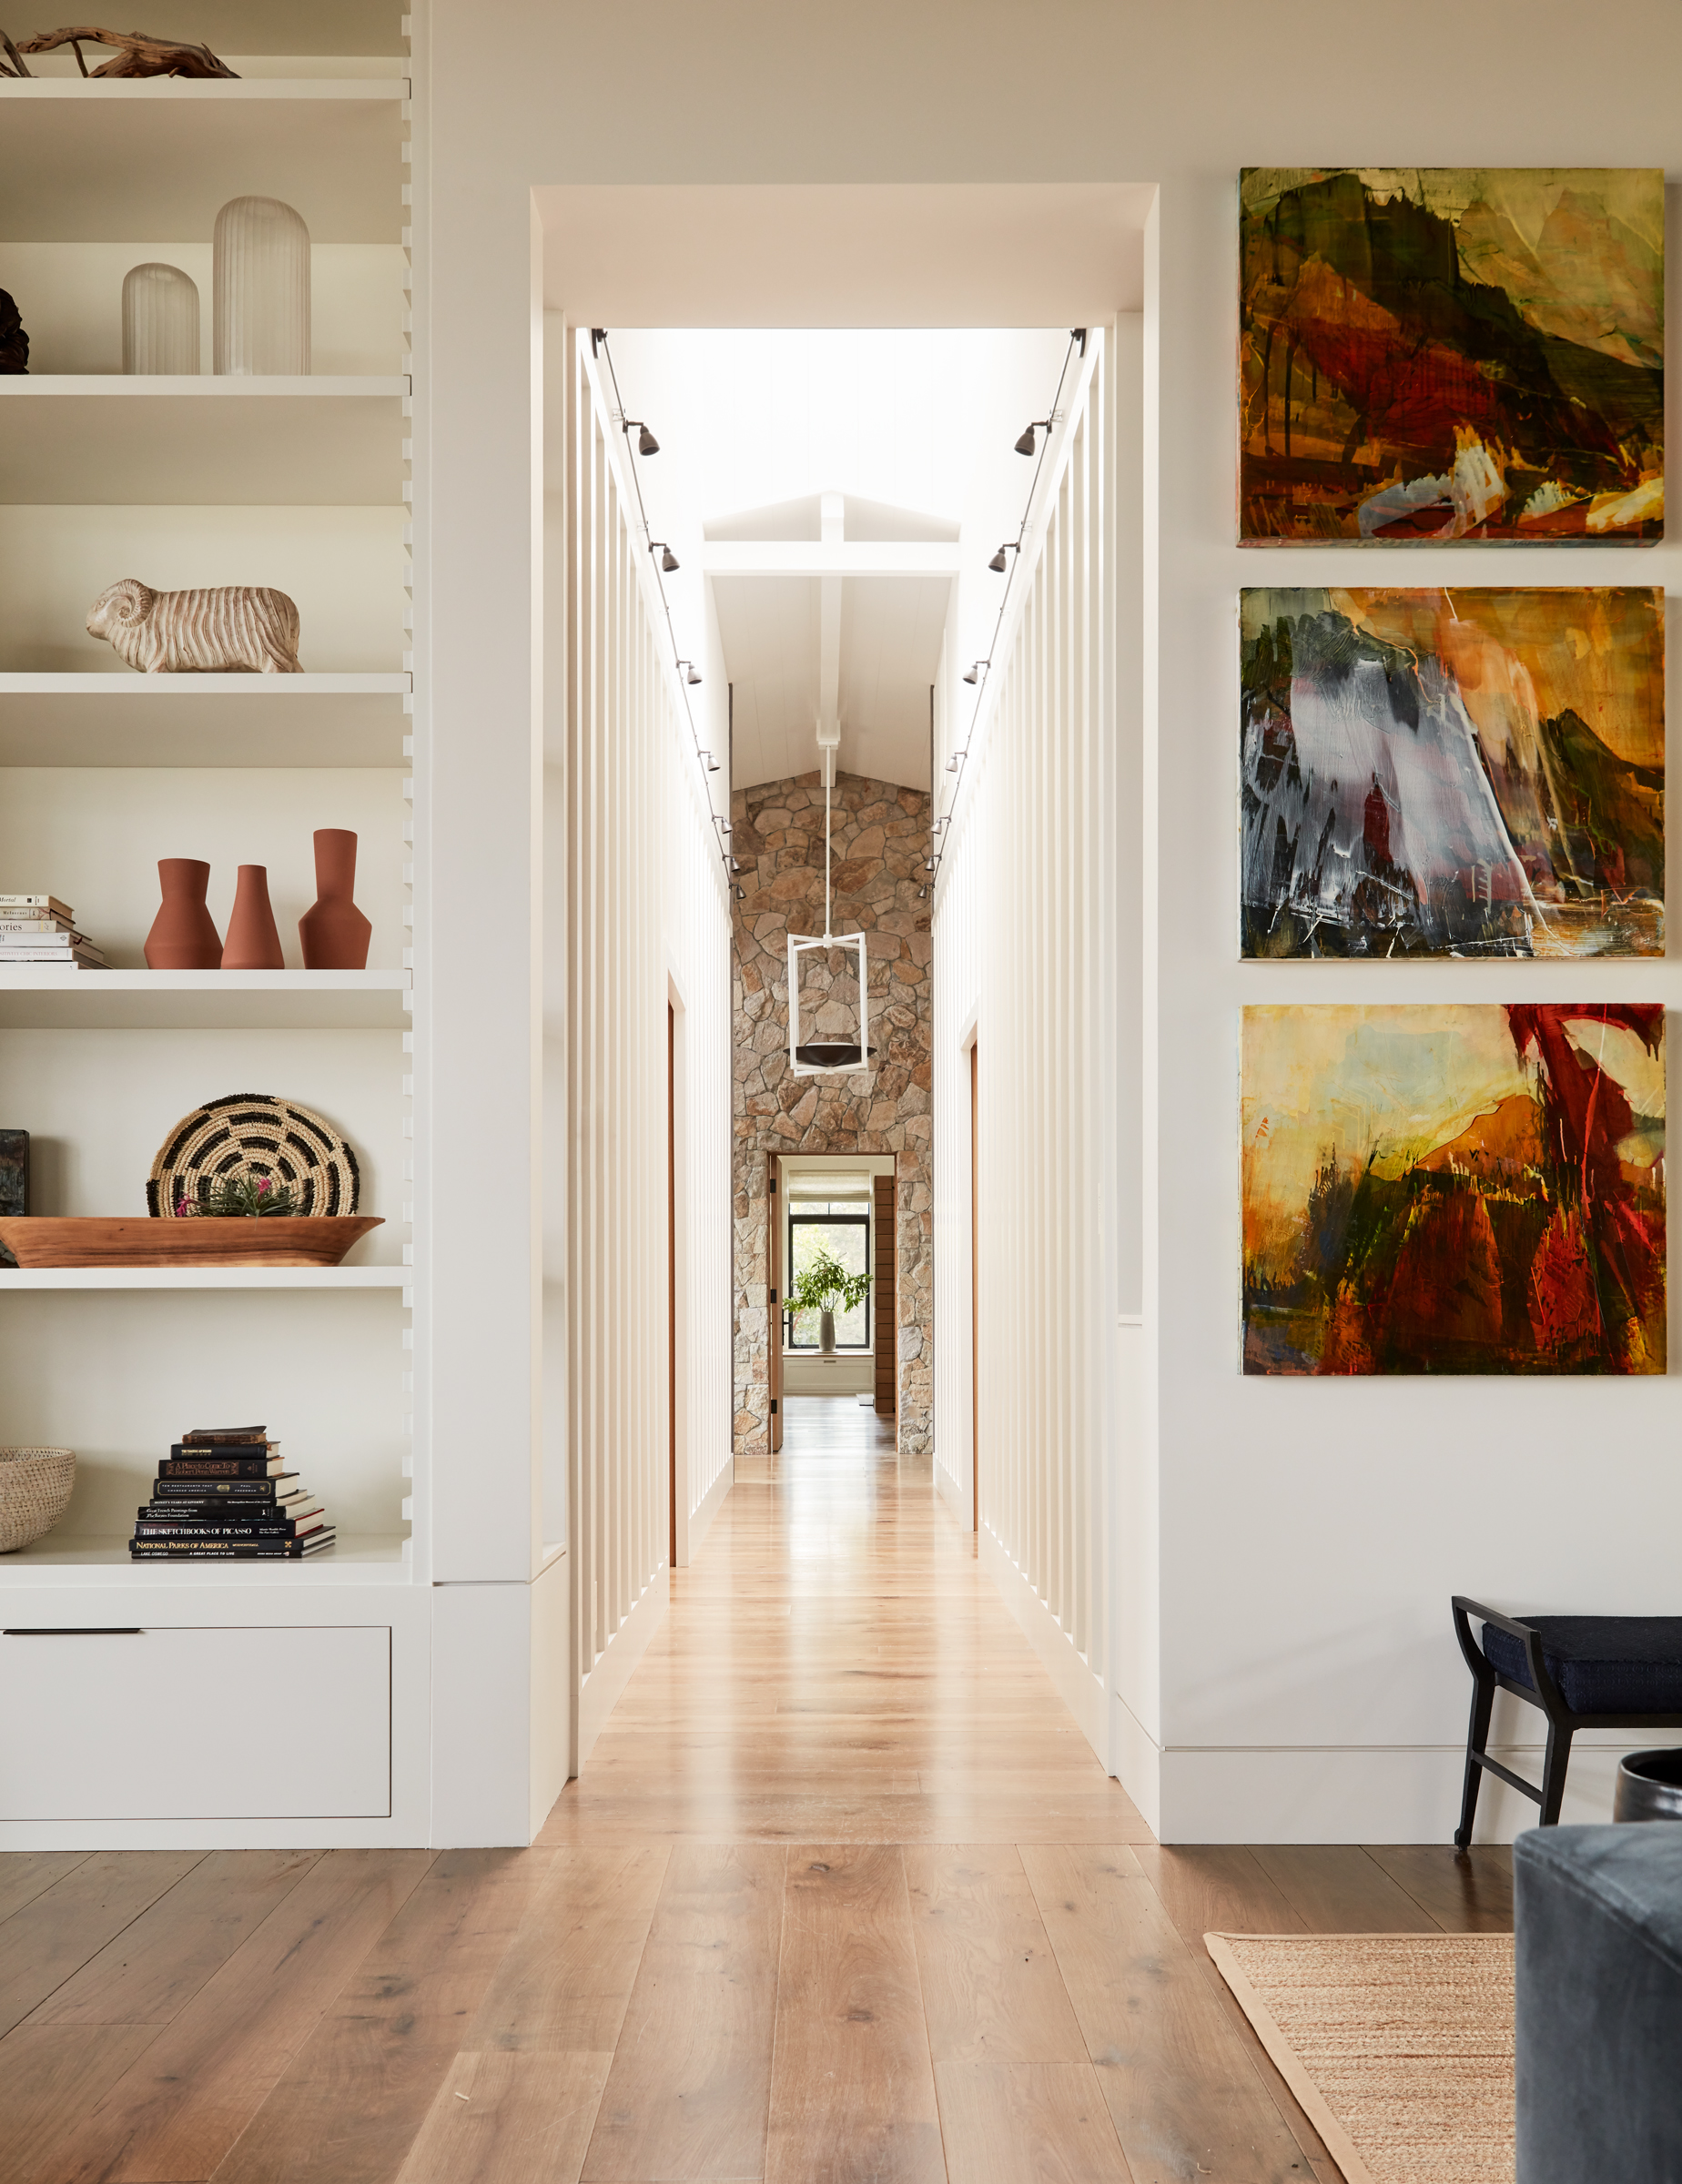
786,721,872,1077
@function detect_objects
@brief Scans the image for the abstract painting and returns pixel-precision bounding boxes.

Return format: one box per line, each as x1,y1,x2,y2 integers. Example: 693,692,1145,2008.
1242,1005,1666,1376
1241,588,1664,958
1240,168,1664,543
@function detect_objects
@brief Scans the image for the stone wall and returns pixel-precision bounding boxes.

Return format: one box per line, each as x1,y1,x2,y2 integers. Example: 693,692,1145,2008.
732,769,933,1454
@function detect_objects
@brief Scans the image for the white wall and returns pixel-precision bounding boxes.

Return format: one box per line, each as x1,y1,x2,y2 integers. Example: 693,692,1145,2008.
425,0,1682,1845
933,331,1118,1761
554,325,735,1765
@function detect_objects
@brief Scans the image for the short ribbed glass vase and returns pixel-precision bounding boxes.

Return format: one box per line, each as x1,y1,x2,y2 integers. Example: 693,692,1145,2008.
214,196,311,375
122,263,200,374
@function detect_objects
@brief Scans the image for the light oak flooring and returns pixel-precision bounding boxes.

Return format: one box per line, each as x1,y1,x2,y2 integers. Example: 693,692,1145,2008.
0,1397,1512,2184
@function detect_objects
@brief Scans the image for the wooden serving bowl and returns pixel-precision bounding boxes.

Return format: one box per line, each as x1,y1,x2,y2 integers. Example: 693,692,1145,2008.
0,1216,384,1269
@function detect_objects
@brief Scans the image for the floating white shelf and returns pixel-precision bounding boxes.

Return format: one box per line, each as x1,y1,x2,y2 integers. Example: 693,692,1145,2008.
0,1267,408,1290
0,673,410,766
0,379,409,506
0,1532,410,1584
0,80,406,244
0,969,410,1031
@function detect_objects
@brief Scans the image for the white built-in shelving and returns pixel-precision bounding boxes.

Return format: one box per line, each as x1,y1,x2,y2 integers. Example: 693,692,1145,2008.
0,15,420,1717
0,379,409,504
0,676,410,766
0,969,410,1030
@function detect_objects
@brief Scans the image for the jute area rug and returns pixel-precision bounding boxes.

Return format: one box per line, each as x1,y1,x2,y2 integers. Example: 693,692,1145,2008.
1205,1931,1515,2184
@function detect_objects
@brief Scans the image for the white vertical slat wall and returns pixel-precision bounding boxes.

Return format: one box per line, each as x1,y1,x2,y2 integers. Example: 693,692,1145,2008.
564,332,734,1766
932,329,1118,1764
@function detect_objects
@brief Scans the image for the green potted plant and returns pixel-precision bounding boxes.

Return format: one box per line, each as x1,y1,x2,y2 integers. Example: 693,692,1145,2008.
788,1244,871,1358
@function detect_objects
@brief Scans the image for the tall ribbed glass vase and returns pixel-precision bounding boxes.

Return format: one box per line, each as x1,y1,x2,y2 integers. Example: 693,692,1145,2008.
122,263,200,374
213,196,310,375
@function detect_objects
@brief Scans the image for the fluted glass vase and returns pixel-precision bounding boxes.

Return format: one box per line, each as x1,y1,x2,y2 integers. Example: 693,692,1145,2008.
122,263,200,374
213,197,310,375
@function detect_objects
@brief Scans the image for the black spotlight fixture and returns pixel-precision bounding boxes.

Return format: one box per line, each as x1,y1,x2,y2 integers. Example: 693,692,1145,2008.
677,659,702,684
988,542,1017,573
651,541,679,572
1015,418,1052,456
623,419,660,456
961,660,988,685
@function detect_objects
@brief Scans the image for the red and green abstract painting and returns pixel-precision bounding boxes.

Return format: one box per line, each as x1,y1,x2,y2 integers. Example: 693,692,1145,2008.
1242,1005,1666,1374
1241,587,1665,958
1240,168,1664,543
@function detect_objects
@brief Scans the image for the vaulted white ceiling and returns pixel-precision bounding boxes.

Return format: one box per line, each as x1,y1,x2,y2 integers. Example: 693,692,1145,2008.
569,326,1080,793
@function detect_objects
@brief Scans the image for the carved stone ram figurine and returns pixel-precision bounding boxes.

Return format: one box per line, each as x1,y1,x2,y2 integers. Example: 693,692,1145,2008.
86,579,303,673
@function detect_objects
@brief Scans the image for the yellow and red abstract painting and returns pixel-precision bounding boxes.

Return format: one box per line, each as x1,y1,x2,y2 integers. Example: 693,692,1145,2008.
1240,168,1664,543
1241,587,1664,957
1242,1005,1666,1374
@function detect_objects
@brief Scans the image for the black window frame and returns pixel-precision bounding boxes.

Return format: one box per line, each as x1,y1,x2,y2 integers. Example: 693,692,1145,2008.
785,1206,872,1350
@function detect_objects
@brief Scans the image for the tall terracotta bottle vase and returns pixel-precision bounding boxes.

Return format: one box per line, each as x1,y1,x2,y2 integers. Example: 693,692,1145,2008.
144,858,222,969
299,828,371,970
222,864,285,969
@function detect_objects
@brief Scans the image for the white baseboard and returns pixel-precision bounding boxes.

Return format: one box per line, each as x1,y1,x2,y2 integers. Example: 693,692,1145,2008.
683,1455,733,1565
977,1525,1106,1764
576,1565,668,1771
1111,1690,1161,1837
933,1450,970,1527
1158,1741,1629,1844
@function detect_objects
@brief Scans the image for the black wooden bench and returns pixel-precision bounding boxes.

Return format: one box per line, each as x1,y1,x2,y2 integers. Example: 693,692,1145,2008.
1451,1597,1682,1845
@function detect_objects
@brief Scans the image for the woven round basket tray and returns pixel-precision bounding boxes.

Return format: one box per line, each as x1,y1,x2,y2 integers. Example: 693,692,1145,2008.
0,1447,76,1553
147,1094,360,1218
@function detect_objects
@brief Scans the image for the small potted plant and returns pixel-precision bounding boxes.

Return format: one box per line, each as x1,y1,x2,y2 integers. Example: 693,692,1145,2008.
177,1171,299,1218
788,1245,871,1358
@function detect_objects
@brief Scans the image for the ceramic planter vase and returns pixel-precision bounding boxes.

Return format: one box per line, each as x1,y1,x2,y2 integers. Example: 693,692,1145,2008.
299,829,371,970
222,864,285,969
145,858,222,969
819,1308,837,1357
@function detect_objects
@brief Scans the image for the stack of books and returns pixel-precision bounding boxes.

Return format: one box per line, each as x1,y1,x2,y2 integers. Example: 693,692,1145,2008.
0,894,107,970
128,1424,337,1560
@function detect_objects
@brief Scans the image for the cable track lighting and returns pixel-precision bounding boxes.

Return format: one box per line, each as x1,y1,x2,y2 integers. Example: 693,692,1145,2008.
1015,419,1053,456
676,659,702,684
650,541,679,572
988,542,1018,573
961,661,988,685
623,419,660,456
699,749,720,772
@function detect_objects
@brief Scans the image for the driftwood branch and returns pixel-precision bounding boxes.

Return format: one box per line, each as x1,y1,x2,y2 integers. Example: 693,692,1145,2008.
0,27,34,73
16,25,238,76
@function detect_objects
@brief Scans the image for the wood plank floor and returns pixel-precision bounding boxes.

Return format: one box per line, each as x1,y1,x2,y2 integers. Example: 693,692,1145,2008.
0,1397,1511,2184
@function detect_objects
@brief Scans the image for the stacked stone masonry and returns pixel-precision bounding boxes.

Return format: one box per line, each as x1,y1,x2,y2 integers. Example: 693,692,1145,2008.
732,770,933,1455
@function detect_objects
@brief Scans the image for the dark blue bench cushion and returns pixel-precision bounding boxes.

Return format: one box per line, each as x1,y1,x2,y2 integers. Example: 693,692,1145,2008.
1482,1615,1682,1714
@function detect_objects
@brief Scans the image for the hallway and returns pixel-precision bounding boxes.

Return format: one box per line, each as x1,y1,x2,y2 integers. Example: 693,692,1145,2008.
0,1401,1512,2184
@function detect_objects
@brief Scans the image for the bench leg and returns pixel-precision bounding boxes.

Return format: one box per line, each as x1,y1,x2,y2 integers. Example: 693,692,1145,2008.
1454,1673,1495,1850
1538,1724,1574,1826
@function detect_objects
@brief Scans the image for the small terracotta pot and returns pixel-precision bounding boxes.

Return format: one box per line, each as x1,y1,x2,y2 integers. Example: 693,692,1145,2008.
145,858,222,970
222,864,285,969
299,828,371,971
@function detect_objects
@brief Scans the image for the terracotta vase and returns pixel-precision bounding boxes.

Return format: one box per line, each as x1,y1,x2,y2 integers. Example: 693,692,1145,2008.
299,829,371,970
145,859,222,970
222,864,285,969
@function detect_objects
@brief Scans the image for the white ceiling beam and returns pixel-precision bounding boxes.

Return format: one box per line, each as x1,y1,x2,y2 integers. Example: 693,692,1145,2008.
700,541,963,577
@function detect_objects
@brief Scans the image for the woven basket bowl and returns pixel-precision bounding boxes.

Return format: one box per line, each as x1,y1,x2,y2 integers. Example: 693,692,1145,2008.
0,1447,76,1554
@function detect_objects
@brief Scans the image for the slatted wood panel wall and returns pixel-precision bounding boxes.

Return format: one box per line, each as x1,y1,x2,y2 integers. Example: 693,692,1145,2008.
873,1171,897,1415
566,332,734,1757
932,329,1117,1759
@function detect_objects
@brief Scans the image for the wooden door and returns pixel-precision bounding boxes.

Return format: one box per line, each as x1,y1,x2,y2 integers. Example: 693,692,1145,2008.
767,1157,783,1455
970,1038,978,1532
873,1170,897,1420
667,1002,677,1564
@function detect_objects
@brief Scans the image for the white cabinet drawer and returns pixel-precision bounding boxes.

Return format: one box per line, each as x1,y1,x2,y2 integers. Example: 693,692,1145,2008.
0,1624,390,1819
